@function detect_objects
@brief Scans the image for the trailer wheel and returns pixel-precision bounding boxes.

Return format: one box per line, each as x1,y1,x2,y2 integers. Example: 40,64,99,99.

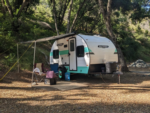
58,67,66,80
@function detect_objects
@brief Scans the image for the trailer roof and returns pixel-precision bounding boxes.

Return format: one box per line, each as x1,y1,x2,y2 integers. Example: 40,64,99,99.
19,33,75,44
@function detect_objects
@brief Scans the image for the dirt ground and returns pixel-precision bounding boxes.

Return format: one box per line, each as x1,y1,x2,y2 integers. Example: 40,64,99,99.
0,71,150,113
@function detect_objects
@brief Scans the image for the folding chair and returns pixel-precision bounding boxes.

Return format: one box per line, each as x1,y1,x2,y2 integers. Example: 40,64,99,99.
33,63,47,83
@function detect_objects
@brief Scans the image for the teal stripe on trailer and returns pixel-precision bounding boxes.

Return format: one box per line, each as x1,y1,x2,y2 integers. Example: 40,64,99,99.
84,47,92,52
50,50,69,56
50,47,92,56
59,50,69,55
50,52,53,56
65,66,89,74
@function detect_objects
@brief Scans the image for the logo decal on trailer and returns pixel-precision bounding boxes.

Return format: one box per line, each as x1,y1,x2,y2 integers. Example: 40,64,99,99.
98,45,109,48
57,43,64,46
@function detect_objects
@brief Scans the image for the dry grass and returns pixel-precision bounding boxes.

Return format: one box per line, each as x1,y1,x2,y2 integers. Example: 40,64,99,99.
0,71,150,113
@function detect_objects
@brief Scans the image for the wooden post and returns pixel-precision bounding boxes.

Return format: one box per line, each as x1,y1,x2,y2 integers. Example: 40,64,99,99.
118,74,120,84
118,64,121,84
31,41,36,86
17,43,19,73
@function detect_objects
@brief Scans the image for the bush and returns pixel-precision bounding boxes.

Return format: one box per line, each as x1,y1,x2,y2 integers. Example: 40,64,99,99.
145,30,149,36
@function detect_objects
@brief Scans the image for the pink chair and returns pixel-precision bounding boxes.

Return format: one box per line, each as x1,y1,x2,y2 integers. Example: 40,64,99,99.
46,71,57,79
46,71,57,85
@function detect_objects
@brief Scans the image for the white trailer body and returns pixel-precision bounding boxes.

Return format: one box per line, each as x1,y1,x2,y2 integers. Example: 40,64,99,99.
50,34,118,74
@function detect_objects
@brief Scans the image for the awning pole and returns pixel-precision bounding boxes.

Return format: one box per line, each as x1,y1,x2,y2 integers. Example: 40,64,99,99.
31,41,36,86
17,43,19,73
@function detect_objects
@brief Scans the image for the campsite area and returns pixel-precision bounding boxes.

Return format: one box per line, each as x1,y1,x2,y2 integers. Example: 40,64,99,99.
1,0,150,113
1,69,150,113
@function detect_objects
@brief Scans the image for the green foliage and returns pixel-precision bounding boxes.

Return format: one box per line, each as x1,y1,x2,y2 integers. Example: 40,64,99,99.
12,0,40,11
1,0,150,72
136,25,143,34
111,10,150,62
4,53,16,67
112,0,132,14
145,30,149,36
130,0,150,22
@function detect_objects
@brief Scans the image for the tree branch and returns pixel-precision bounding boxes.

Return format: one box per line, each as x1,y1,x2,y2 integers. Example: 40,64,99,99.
107,0,112,16
52,0,59,35
1,0,7,15
58,0,63,24
5,0,13,17
90,11,101,33
69,0,86,33
59,0,69,26
17,0,31,17
78,3,87,19
28,19,55,31
66,0,73,33
98,0,107,20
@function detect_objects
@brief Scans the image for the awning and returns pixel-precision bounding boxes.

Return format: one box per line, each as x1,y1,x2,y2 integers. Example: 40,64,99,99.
19,33,75,44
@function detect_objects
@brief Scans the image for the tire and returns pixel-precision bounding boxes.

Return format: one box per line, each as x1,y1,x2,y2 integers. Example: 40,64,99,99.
58,66,66,80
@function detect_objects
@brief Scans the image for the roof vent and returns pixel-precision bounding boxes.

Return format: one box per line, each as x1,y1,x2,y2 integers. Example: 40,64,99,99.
94,34,101,37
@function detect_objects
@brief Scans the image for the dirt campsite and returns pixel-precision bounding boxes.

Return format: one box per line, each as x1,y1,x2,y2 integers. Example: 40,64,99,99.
1,69,150,113
1,0,150,113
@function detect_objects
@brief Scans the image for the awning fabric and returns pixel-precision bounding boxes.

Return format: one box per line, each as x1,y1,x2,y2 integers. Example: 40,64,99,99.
19,33,75,44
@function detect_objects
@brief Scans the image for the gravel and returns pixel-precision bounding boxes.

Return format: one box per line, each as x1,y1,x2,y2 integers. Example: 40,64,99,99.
0,72,150,113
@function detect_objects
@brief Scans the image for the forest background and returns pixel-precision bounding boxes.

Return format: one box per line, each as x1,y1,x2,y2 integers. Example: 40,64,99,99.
0,0,150,71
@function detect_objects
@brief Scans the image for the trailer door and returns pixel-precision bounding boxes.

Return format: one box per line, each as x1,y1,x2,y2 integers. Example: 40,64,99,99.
69,38,77,71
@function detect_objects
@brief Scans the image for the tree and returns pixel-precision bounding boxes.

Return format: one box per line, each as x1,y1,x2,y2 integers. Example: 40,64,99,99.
66,0,73,33
1,0,39,33
52,0,59,35
98,0,129,71
69,0,101,33
69,0,86,33
130,0,150,22
57,0,71,28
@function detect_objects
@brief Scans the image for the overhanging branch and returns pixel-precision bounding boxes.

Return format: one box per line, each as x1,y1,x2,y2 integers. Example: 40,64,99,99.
5,0,13,17
107,0,112,16
17,0,31,17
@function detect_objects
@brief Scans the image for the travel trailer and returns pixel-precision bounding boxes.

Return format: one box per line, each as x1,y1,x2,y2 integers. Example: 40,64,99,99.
50,34,118,77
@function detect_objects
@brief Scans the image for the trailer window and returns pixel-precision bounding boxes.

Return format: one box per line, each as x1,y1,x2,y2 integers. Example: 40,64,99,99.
70,40,74,51
77,46,84,57
53,50,59,59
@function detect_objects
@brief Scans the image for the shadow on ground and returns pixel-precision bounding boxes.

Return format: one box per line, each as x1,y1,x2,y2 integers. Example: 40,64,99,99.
1,71,150,113
70,74,150,85
1,71,150,85
0,95,150,113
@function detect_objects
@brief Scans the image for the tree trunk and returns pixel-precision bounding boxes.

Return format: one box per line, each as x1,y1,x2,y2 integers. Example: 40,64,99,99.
58,0,63,24
116,46,129,71
52,0,59,35
69,0,86,33
85,22,87,32
1,0,6,15
98,0,129,71
17,0,31,17
66,0,73,33
78,4,87,19
59,0,70,27
105,12,129,72
5,0,13,17
90,11,101,33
